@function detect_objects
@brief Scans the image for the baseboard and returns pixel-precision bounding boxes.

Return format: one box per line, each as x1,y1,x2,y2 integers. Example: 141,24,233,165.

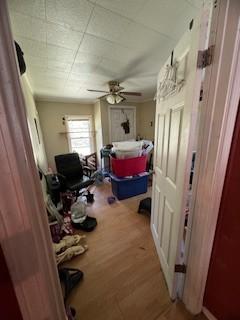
202,307,218,320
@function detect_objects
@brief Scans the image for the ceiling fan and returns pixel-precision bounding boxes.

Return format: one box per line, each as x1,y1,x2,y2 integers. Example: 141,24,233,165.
87,81,142,104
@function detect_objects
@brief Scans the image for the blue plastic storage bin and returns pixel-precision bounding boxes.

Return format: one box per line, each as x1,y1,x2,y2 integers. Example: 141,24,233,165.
110,173,148,200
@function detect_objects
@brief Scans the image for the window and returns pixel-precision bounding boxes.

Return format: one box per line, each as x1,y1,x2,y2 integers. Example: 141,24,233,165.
66,116,94,156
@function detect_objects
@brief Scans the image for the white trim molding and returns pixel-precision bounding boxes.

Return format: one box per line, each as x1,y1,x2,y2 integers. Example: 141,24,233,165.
183,0,240,314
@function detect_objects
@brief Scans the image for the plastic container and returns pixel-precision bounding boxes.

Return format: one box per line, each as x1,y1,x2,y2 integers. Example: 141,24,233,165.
115,149,142,159
110,173,148,200
112,141,143,159
111,155,147,177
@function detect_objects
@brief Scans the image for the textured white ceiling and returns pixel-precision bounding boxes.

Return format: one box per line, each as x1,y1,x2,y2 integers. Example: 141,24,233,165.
8,0,202,103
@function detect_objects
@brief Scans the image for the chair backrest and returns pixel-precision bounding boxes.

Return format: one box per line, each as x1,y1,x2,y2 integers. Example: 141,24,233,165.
55,153,83,179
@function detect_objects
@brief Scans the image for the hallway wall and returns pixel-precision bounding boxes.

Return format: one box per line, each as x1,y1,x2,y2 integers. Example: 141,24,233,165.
21,75,48,197
138,100,156,140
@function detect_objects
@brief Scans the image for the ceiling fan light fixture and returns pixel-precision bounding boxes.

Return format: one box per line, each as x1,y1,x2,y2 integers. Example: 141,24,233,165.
115,94,125,104
106,94,116,104
106,93,124,104
88,81,142,102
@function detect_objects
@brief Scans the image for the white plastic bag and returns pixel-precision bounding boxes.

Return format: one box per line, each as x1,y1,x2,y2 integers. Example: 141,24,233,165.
71,200,87,224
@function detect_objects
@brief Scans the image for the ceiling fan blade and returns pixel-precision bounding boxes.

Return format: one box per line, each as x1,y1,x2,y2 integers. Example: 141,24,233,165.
119,94,126,101
120,91,142,96
87,89,109,93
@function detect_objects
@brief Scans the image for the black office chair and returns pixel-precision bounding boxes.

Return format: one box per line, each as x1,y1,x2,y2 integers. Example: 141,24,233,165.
55,153,94,193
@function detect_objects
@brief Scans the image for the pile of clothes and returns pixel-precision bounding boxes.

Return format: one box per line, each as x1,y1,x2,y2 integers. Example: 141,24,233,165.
53,234,87,265
47,189,97,264
46,188,97,320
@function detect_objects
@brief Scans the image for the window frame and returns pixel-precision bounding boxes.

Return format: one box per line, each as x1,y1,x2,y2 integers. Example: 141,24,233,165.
65,115,94,156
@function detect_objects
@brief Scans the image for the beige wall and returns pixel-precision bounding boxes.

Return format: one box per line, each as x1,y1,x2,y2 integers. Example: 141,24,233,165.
37,101,95,170
94,100,103,166
99,99,110,145
138,100,156,141
21,75,48,197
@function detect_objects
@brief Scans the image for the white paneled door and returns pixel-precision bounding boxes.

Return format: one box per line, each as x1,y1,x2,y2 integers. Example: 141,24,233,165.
151,2,212,299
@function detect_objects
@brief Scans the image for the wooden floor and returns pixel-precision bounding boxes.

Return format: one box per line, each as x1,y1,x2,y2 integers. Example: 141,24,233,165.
66,181,206,320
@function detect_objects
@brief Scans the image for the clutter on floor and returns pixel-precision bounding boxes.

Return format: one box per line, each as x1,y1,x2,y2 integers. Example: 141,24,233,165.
44,143,153,318
106,140,153,200
107,196,116,204
62,181,158,319
65,306,76,320
56,244,88,265
138,197,152,215
46,195,63,223
70,190,97,232
45,174,61,206
53,235,86,253
100,145,112,176
91,170,104,185
110,172,149,200
58,267,84,302
85,190,95,203
56,240,88,265
53,235,88,265
72,216,97,232
45,176,98,320
80,152,97,175
45,170,98,320
46,189,97,264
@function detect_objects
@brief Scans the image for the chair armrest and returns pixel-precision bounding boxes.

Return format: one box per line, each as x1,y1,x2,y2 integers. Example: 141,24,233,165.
56,173,67,189
85,152,97,171
83,166,92,177
56,173,66,180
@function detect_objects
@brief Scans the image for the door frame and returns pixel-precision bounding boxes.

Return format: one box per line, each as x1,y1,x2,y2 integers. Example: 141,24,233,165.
183,0,240,314
0,1,66,319
108,105,136,142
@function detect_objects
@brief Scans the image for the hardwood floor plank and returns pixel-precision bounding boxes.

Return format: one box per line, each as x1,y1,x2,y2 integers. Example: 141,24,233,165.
64,181,206,320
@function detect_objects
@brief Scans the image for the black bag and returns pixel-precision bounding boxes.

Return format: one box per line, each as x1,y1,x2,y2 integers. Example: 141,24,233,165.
72,216,97,232
14,41,26,75
58,268,83,302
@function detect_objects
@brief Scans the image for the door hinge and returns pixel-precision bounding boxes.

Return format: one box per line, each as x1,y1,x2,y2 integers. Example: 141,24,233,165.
197,46,214,69
175,264,187,274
